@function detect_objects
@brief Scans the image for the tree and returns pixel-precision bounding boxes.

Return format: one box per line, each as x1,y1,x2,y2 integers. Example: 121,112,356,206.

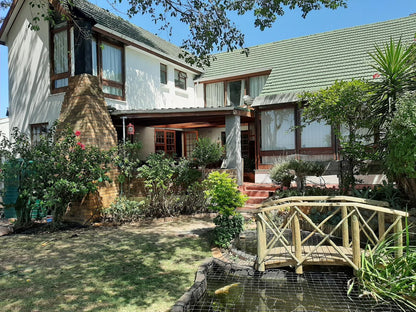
368,37,416,129
0,0,11,24
21,0,347,67
114,0,347,67
301,80,373,190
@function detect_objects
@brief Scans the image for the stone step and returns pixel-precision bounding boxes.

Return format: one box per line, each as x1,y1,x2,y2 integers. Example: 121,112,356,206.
243,190,270,198
246,197,268,205
241,183,279,192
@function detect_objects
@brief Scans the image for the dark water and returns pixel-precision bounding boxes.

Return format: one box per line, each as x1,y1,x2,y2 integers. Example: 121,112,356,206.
191,268,409,312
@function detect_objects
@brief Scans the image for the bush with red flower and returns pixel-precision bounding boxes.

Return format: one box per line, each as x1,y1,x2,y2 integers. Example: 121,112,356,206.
0,125,113,226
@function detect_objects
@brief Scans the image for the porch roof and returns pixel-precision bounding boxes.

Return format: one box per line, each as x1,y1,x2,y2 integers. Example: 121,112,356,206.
110,106,255,128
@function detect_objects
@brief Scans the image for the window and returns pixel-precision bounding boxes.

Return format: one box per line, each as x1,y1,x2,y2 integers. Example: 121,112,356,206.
249,75,268,98
91,38,125,99
205,82,225,107
50,23,71,93
174,69,187,90
261,108,295,151
31,123,48,144
160,64,167,84
204,74,269,107
155,130,176,155
301,120,332,148
227,80,245,106
184,131,198,157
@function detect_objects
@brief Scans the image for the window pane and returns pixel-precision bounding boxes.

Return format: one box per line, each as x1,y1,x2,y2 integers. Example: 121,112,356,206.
206,82,224,107
227,80,244,106
301,120,332,148
54,30,68,75
102,43,122,83
160,64,167,84
174,69,187,89
31,123,48,145
55,78,68,89
261,108,295,150
103,85,123,96
92,39,98,76
185,132,198,157
249,75,268,98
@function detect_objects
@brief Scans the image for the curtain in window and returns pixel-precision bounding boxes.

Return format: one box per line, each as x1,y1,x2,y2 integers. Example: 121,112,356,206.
301,120,332,148
53,30,68,75
249,75,268,98
102,43,122,83
261,108,295,150
206,82,224,107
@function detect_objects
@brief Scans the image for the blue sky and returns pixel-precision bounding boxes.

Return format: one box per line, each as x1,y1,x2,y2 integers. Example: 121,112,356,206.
1,0,416,118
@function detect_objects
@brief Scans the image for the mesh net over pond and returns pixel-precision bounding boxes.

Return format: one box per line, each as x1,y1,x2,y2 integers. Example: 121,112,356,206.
189,261,412,312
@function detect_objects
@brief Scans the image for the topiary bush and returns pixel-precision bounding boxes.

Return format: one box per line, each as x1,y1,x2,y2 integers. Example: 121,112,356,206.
203,171,247,247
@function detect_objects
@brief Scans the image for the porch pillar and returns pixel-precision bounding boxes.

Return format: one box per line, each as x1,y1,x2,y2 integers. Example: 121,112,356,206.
225,115,243,185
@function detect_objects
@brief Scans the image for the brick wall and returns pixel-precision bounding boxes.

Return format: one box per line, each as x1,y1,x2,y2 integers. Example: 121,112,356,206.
58,74,119,223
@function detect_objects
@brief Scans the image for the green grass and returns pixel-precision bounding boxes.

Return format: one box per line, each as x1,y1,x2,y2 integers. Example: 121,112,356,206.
0,223,212,312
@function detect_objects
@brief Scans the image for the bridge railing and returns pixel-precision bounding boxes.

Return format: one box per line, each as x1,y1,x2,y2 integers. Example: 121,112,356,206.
253,196,409,273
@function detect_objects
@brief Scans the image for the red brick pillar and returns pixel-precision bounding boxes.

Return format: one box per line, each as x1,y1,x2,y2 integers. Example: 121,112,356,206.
58,74,119,223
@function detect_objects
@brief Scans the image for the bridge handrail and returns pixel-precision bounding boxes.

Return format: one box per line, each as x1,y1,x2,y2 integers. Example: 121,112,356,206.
255,196,408,217
254,196,408,273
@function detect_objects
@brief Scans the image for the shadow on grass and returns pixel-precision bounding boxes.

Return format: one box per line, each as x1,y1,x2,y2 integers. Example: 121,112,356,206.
0,225,212,312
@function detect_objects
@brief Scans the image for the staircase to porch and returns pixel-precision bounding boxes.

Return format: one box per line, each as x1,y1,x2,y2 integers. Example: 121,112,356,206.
238,183,279,212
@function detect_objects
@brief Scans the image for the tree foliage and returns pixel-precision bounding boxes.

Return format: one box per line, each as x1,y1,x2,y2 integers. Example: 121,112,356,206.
0,126,113,225
368,37,416,129
301,79,372,189
0,0,11,24
114,0,347,67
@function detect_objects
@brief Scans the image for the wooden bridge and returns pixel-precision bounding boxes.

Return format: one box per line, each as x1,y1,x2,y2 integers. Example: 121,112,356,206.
253,196,409,274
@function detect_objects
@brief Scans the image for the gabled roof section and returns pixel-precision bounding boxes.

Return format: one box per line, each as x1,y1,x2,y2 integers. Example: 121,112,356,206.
66,0,186,62
1,0,200,73
200,15,416,104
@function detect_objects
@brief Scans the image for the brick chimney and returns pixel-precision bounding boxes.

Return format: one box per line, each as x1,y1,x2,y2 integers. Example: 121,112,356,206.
58,74,119,223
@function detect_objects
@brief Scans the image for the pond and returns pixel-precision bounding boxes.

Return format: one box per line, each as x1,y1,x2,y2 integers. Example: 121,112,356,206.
189,261,410,312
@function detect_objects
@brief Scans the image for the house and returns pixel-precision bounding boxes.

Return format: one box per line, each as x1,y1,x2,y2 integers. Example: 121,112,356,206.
1,0,415,195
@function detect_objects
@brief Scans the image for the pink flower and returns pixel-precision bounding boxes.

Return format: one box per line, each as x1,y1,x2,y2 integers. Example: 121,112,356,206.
372,73,381,79
76,142,86,150
75,131,81,137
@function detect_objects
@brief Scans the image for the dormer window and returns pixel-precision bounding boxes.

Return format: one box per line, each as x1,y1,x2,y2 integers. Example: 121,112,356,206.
174,69,187,90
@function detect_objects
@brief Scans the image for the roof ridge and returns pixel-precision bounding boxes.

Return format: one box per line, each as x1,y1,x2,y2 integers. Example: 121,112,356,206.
213,14,416,56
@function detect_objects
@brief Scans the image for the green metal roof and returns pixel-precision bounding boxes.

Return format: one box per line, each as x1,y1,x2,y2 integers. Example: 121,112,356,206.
200,15,416,103
65,0,188,66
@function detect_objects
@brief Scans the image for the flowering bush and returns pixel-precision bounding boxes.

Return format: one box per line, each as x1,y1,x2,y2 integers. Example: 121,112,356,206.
0,125,113,225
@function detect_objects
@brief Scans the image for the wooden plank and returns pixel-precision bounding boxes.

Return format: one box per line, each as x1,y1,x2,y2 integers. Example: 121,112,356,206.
264,246,356,269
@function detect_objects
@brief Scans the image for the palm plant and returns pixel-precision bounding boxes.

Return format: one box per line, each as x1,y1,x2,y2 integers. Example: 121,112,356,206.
368,37,416,129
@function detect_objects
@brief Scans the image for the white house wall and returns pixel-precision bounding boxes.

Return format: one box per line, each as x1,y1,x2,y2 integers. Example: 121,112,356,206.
107,46,200,111
6,1,62,134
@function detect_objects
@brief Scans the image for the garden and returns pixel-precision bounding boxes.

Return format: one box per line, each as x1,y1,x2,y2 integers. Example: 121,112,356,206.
1,37,416,311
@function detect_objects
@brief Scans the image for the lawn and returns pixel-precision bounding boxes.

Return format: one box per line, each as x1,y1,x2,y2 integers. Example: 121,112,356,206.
0,219,213,312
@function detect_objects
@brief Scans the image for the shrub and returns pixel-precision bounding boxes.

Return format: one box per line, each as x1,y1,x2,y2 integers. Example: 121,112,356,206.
269,162,294,187
103,197,145,223
203,171,247,247
203,171,247,216
0,126,112,225
270,159,325,190
212,214,245,248
137,152,206,218
191,137,224,168
113,141,142,196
